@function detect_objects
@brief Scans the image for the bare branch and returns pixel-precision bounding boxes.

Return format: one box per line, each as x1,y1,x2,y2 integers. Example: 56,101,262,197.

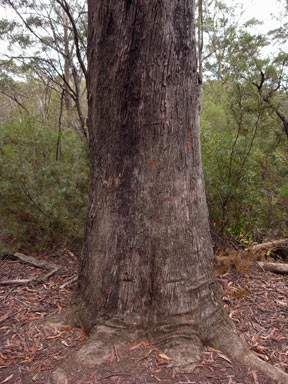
54,0,87,82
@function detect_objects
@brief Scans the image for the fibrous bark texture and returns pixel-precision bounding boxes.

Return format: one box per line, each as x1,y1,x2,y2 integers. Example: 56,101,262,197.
71,1,288,382
78,0,224,341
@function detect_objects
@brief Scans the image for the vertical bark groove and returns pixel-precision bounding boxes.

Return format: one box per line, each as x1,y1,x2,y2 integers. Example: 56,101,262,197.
67,2,288,382
76,0,227,345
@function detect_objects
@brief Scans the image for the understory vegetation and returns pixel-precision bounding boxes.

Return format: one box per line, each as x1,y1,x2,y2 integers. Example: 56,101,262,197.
0,0,287,253
201,80,288,243
0,89,88,252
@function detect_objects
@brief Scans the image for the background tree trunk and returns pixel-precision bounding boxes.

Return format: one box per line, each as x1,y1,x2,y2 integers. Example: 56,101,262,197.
63,12,73,111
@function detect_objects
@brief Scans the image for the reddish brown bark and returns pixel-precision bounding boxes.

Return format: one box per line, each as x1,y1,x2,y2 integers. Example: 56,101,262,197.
71,2,288,382
77,0,224,341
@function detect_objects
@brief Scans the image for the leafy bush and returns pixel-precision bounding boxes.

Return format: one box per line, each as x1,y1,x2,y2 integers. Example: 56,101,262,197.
201,81,288,243
0,116,88,251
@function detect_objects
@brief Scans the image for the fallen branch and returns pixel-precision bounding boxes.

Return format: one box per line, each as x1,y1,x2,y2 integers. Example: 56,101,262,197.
248,239,288,252
0,278,33,286
59,276,78,289
13,252,59,271
0,269,61,286
0,252,61,286
257,261,288,274
42,266,61,280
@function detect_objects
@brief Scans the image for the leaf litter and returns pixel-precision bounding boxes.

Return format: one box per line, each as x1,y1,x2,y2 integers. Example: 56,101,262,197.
0,250,287,383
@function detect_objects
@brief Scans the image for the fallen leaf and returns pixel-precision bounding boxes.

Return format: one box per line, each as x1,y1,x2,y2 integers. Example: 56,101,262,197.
254,351,269,361
217,353,232,364
105,347,115,363
0,314,9,323
53,355,64,361
129,342,143,350
0,352,7,360
1,374,13,384
250,370,260,384
158,353,172,361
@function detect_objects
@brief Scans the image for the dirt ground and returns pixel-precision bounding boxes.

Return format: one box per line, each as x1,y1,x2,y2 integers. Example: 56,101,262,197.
0,250,287,384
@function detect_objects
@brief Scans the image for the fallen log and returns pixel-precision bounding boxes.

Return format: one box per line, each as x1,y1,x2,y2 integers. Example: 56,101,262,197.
249,239,288,252
257,261,288,274
13,252,59,271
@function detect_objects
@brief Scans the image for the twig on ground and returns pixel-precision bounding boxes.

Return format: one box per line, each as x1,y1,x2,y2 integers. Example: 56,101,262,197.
99,373,131,381
114,345,119,362
0,278,34,286
59,276,78,289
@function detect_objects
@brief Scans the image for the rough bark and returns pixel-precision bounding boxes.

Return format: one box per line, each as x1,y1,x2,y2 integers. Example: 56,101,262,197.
78,0,224,343
67,1,288,382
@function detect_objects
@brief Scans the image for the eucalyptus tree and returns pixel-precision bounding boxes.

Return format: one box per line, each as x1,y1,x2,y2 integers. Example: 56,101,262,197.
0,0,88,139
54,1,288,383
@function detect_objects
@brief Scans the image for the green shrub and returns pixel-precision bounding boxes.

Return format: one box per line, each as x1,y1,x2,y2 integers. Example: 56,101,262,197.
0,116,88,251
201,81,288,243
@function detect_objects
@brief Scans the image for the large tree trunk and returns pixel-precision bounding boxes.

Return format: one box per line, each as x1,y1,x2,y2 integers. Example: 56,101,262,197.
69,1,288,382
78,0,223,342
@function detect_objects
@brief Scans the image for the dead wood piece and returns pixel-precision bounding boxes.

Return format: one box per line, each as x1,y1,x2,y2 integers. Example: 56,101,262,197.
0,278,33,286
249,239,288,252
0,252,61,286
42,266,61,280
0,268,61,286
257,261,288,274
14,252,59,271
59,276,78,289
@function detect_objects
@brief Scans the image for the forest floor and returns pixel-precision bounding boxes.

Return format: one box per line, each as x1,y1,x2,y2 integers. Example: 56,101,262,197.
0,250,287,384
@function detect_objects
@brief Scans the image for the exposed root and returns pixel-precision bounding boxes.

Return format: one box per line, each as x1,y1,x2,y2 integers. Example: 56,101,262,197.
34,304,81,329
151,334,203,372
164,344,203,372
76,324,140,366
46,310,288,383
48,321,288,383
209,325,288,384
49,323,140,383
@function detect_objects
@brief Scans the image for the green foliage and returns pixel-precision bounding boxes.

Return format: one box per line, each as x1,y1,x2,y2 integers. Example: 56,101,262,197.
200,0,288,243
201,80,288,242
0,116,88,251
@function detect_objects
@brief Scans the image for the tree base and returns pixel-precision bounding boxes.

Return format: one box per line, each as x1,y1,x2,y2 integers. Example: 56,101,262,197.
47,313,288,384
75,324,140,366
152,334,203,371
